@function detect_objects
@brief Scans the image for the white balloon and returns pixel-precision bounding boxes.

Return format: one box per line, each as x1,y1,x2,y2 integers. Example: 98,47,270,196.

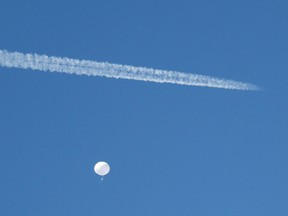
94,161,110,176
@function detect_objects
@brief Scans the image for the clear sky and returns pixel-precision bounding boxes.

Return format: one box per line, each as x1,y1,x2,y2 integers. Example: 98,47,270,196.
0,0,287,215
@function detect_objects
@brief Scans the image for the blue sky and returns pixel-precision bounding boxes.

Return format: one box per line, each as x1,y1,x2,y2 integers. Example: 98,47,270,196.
0,0,287,215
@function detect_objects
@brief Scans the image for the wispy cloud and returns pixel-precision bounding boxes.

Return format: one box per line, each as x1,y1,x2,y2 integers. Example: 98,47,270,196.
0,49,259,90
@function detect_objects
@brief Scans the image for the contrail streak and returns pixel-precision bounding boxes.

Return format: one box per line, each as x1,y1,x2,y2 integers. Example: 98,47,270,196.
0,49,258,90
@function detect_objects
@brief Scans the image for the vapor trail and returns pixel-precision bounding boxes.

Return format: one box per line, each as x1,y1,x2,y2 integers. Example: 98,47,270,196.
0,49,258,90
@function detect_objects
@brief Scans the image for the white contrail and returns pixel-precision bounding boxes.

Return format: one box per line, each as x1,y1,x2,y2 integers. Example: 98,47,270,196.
0,49,258,90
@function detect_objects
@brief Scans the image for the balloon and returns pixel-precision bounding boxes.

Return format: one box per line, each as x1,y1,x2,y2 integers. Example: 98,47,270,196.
94,161,110,176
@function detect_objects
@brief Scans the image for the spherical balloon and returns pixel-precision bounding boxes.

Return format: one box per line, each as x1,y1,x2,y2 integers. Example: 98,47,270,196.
94,161,110,176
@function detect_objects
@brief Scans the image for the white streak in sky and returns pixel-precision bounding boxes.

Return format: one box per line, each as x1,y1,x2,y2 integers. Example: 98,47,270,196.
0,49,258,90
